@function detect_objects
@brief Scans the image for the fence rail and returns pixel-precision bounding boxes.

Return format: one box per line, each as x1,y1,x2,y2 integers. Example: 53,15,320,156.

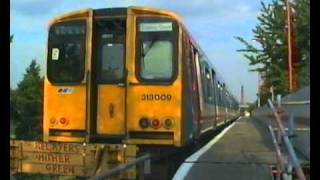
89,154,151,180
280,100,310,105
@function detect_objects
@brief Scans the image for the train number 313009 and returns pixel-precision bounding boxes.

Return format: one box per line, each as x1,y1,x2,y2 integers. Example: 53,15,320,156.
141,94,172,101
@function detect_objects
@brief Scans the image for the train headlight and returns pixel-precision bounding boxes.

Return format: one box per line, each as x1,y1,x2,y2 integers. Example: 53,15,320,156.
59,117,69,125
164,119,174,129
151,119,161,129
139,117,150,129
50,117,57,125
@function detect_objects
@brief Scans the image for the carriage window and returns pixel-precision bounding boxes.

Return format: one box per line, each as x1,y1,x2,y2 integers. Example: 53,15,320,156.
47,20,86,83
211,70,217,104
200,62,214,104
141,40,173,79
205,68,213,102
217,82,222,106
221,88,226,107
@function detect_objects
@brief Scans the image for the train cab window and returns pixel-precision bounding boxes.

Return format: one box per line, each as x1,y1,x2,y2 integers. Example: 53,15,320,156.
140,40,173,79
47,20,86,84
136,17,178,83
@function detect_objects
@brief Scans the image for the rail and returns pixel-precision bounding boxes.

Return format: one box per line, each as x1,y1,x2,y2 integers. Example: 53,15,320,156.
89,154,151,180
267,99,306,180
268,125,286,178
280,100,310,105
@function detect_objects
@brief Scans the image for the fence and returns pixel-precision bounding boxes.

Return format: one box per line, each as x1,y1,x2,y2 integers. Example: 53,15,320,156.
89,154,151,180
267,98,307,180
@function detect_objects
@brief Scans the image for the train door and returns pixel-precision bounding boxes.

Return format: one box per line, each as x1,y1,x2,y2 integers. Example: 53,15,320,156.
194,50,203,136
189,44,201,137
211,70,218,127
199,62,215,133
94,18,127,137
216,82,225,125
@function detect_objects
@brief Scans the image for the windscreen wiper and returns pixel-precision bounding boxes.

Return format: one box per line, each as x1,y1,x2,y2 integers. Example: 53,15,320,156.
142,36,158,58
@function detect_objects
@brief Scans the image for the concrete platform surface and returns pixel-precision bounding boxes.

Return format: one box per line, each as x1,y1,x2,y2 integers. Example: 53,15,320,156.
173,117,277,180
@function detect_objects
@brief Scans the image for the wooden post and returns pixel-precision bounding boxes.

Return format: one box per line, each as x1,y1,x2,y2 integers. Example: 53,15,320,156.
286,0,293,92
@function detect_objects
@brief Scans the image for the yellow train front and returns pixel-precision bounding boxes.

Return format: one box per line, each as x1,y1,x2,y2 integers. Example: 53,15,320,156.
43,7,239,150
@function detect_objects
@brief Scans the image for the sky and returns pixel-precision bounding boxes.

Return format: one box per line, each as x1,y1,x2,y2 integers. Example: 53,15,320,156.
10,0,271,103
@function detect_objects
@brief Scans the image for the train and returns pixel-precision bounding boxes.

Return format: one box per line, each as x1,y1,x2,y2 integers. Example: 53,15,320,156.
44,6,239,148
10,6,240,178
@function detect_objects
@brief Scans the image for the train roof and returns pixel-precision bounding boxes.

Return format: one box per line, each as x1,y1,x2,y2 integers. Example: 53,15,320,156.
49,6,183,25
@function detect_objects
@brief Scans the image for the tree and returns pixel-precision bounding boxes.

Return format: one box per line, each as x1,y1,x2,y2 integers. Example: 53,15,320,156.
294,0,310,86
236,0,309,105
10,88,18,138
14,60,44,140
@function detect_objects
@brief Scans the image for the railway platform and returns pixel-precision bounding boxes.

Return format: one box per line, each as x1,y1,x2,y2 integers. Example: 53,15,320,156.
173,116,309,180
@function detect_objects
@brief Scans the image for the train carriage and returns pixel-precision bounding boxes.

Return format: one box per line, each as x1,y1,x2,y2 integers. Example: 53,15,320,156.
43,6,239,149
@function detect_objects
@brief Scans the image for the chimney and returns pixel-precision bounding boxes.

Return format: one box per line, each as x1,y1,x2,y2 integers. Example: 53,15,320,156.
241,85,244,105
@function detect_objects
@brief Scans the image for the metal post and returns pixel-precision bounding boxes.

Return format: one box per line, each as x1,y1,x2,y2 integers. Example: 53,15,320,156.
276,95,282,144
270,86,274,102
283,134,306,180
268,125,285,180
286,113,295,180
138,162,145,180
288,113,295,137
257,72,261,108
277,95,282,108
144,158,151,174
286,163,293,180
